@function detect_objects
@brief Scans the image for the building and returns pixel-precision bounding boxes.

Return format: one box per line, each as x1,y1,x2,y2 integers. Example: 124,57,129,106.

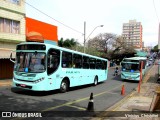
0,1,58,79
0,0,25,79
122,20,143,50
26,17,58,44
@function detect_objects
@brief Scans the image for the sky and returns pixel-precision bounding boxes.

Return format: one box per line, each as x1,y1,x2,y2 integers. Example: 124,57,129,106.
25,0,160,47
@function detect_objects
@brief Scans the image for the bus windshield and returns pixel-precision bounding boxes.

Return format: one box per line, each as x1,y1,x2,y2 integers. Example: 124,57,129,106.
121,63,139,72
14,52,46,73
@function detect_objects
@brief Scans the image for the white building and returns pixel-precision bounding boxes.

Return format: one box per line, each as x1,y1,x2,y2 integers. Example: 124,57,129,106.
0,0,25,79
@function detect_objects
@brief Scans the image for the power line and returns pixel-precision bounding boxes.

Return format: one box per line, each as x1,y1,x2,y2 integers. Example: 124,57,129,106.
153,0,160,23
24,1,84,35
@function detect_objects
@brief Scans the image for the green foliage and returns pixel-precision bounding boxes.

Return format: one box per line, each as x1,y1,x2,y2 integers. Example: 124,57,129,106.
154,44,158,50
85,47,103,57
58,38,64,47
58,38,77,48
151,44,158,52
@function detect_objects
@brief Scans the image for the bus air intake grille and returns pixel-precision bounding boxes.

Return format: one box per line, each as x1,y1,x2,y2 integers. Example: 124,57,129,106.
17,79,34,83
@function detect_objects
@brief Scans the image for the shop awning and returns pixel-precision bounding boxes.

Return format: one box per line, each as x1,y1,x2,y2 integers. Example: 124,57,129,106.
0,49,16,59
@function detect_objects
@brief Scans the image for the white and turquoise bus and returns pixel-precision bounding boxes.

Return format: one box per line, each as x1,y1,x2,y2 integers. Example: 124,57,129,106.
10,41,108,92
121,57,147,81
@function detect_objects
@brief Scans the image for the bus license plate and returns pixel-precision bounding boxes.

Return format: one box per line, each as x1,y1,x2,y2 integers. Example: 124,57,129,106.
20,84,26,87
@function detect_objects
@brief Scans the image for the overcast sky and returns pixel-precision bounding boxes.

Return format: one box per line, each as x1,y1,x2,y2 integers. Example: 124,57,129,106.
25,0,160,47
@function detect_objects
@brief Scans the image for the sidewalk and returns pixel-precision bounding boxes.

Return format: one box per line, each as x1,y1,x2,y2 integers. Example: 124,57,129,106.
0,79,12,87
97,64,160,120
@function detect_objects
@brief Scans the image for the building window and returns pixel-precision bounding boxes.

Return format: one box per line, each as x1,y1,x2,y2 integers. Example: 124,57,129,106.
8,0,20,5
0,17,20,34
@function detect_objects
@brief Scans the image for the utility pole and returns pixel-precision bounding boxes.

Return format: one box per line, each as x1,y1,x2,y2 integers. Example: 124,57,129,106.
158,23,160,80
158,23,160,50
84,21,86,53
83,21,103,53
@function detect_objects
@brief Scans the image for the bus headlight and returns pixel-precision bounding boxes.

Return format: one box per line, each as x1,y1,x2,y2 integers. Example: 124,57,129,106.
34,77,45,84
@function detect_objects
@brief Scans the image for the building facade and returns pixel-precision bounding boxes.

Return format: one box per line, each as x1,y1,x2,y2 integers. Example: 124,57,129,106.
0,0,25,79
26,17,58,43
122,20,143,50
0,0,58,79
0,0,26,50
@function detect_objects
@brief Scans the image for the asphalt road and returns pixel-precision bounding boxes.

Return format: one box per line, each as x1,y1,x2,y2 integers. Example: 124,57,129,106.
0,66,151,119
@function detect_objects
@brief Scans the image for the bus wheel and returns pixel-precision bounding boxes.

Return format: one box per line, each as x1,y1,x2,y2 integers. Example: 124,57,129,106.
94,76,98,86
60,80,68,93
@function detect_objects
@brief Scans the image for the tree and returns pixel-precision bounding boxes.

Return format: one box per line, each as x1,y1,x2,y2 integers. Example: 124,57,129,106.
58,38,64,47
87,33,135,60
112,36,135,54
150,44,158,52
154,45,158,50
58,37,104,57
58,38,77,48
88,33,117,53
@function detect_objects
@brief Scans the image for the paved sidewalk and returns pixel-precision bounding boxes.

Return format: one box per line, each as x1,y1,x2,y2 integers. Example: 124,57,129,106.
0,79,12,87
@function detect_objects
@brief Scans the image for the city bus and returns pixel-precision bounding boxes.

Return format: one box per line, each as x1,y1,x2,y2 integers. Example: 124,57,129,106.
10,41,108,92
120,57,147,81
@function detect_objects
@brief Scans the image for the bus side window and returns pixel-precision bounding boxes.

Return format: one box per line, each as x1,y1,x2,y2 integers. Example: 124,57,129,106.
102,61,107,70
96,59,102,69
83,56,89,69
62,51,72,68
73,54,82,68
90,58,96,69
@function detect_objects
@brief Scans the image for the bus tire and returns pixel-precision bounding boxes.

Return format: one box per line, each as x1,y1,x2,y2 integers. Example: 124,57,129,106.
93,76,98,86
60,80,69,93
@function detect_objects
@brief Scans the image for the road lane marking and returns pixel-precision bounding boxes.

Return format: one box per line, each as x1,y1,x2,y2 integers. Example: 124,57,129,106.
66,104,86,111
42,83,124,112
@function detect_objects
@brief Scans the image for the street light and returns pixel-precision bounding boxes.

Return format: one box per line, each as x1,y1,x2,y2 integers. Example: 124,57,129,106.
83,22,103,53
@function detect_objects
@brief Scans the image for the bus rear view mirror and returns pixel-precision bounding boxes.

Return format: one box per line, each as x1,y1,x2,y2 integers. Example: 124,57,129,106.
10,51,15,63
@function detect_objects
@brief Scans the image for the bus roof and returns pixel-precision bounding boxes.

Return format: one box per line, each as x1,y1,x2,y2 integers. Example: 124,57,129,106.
17,42,108,61
123,57,147,61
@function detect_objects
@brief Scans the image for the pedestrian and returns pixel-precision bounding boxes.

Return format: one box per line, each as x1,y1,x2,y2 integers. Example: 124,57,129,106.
114,67,119,76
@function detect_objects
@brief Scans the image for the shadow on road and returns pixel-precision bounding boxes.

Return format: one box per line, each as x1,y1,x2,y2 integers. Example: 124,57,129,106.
11,87,60,96
111,74,140,84
122,79,139,83
11,82,104,96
